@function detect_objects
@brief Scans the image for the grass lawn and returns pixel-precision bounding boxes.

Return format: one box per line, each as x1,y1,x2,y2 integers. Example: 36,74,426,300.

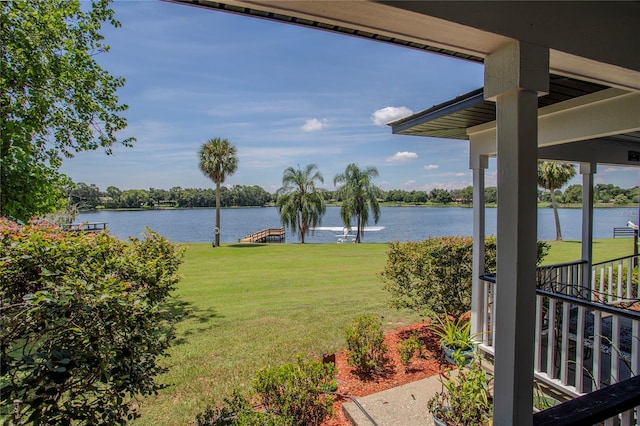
134,238,636,425
543,237,634,264
134,242,422,425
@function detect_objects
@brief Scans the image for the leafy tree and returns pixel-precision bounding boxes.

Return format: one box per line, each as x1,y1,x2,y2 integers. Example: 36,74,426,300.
563,184,582,204
198,138,238,247
1,0,133,221
68,182,102,210
429,188,453,204
105,185,122,208
333,163,382,243
459,186,474,204
120,189,150,208
276,164,326,243
0,219,184,425
537,161,577,240
484,187,497,204
614,194,630,205
595,183,625,203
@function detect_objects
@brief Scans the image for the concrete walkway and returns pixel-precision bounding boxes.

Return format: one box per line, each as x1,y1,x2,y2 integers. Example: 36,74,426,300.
341,374,444,426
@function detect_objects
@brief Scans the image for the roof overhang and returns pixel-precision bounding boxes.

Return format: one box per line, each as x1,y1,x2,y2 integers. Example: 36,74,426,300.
163,0,640,91
391,83,640,167
389,75,608,140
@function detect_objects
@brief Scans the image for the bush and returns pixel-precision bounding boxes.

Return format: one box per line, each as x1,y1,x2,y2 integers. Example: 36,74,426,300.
380,236,549,318
195,390,282,426
253,355,336,426
344,314,387,375
196,356,335,426
0,219,185,425
397,332,422,373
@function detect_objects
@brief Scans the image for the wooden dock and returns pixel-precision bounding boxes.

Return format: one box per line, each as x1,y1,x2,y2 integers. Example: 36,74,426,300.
62,222,108,233
240,227,286,243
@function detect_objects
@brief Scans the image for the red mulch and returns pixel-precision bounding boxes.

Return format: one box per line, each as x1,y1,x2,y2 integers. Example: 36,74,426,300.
321,321,444,426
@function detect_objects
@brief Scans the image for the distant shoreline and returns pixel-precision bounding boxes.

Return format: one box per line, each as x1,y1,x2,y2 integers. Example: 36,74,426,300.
78,202,638,213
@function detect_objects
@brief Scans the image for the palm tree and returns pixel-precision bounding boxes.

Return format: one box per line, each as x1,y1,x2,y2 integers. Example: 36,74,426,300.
333,163,382,243
537,161,577,241
198,138,238,247
276,164,326,243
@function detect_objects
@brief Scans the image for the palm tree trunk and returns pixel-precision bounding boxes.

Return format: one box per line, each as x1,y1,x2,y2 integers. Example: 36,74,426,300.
298,212,305,243
356,215,362,243
550,190,563,241
215,181,221,247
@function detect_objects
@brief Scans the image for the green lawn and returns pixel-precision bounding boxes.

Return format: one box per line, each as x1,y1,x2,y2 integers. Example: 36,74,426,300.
543,238,634,264
134,238,636,425
134,243,422,425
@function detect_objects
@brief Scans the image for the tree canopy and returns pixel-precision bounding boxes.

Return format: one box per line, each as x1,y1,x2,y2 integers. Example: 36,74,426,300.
537,161,577,240
276,164,326,243
333,163,381,243
0,0,133,221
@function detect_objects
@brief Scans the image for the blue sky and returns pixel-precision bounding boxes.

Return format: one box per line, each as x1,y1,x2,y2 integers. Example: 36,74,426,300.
60,0,639,193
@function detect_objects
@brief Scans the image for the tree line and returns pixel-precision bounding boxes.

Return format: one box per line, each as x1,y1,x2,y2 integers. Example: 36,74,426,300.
66,181,640,212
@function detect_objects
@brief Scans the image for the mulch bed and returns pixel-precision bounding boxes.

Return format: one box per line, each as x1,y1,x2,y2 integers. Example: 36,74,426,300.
321,321,444,426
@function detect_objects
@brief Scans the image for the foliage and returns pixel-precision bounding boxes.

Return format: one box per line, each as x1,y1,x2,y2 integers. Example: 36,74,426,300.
0,219,184,425
537,161,577,240
195,356,336,426
431,315,473,351
276,164,326,243
380,236,550,318
194,390,282,426
397,332,422,373
333,163,382,243
428,355,493,426
199,138,239,247
429,188,453,204
253,355,336,426
344,314,388,375
1,0,133,221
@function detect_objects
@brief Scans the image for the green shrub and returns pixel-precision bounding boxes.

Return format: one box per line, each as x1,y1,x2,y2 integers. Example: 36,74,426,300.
344,314,387,375
428,354,493,425
397,332,422,373
380,236,549,318
253,355,336,426
194,390,282,426
0,219,184,425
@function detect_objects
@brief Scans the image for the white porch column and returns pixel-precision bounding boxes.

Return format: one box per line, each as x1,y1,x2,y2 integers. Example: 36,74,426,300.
581,162,596,293
470,153,489,337
485,41,549,426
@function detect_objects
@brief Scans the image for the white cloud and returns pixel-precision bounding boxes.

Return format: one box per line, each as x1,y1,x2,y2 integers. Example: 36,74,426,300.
371,106,413,126
423,164,439,170
386,151,418,163
302,118,328,132
400,180,416,188
455,172,467,177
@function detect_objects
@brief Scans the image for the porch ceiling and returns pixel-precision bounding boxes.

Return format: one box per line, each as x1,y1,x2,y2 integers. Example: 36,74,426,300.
388,75,609,140
163,0,640,91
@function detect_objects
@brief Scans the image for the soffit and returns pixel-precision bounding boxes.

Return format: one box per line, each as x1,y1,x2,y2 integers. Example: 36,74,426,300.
164,0,640,91
389,75,610,140
163,0,508,62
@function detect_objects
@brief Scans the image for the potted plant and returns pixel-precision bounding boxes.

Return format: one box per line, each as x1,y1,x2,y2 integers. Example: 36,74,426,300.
431,314,475,365
428,355,493,426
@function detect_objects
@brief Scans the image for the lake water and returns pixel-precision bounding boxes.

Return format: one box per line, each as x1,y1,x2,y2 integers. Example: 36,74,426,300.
76,206,640,244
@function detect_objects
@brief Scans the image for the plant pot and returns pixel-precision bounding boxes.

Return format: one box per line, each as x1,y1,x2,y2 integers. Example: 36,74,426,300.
442,344,474,366
431,408,449,426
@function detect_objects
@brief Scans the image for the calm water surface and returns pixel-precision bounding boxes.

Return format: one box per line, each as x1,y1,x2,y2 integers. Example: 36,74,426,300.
77,206,639,244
